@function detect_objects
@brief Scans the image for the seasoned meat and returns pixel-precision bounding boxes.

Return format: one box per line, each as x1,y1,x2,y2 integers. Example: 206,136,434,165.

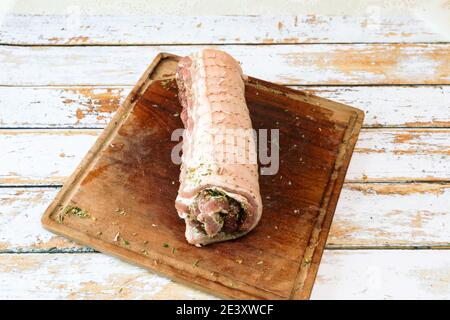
175,49,263,246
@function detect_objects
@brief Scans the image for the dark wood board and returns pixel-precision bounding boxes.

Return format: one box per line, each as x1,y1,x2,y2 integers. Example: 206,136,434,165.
42,53,364,300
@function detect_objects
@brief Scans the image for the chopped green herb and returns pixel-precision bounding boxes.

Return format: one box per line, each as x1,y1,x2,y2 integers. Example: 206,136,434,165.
193,259,200,267
172,247,176,254
57,205,89,223
162,243,169,248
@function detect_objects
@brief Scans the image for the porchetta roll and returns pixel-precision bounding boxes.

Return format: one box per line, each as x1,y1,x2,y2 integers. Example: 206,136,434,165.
175,49,263,246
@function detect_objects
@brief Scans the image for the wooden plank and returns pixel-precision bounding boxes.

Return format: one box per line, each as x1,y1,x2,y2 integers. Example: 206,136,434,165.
312,249,450,299
0,130,97,185
350,128,450,182
0,44,448,86
2,0,448,44
306,86,450,128
1,184,449,252
2,0,446,17
0,128,448,185
0,188,84,252
0,86,127,128
0,250,448,299
1,86,449,128
2,13,448,45
329,183,450,247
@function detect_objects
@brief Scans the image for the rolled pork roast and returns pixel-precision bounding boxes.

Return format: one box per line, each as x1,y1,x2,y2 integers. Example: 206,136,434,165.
175,49,263,246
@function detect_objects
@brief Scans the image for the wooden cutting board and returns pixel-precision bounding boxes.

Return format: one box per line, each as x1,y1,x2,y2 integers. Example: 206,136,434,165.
42,53,364,300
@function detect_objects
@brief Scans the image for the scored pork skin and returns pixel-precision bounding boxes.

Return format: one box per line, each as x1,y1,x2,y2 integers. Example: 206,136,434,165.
175,49,263,246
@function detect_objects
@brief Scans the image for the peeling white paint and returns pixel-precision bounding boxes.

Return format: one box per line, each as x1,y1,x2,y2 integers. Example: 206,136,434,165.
0,44,447,86
313,250,450,299
1,86,448,128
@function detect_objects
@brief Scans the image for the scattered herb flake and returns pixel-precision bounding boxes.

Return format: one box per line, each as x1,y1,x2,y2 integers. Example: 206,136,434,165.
193,259,200,267
57,205,89,223
172,247,176,254
114,208,127,216
162,243,169,248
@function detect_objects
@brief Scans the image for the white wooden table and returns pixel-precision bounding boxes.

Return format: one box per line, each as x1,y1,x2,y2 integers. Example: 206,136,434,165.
0,0,449,299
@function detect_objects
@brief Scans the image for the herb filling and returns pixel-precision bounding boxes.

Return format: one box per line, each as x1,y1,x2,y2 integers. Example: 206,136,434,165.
189,189,246,236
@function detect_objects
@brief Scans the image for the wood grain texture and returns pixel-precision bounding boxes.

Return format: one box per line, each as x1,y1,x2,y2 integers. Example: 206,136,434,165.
1,184,449,252
0,250,448,299
1,44,448,86
1,128,448,185
329,183,450,247
2,0,448,44
0,86,127,128
1,86,449,128
2,13,448,45
350,128,450,182
2,0,446,16
0,188,84,252
313,249,450,299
